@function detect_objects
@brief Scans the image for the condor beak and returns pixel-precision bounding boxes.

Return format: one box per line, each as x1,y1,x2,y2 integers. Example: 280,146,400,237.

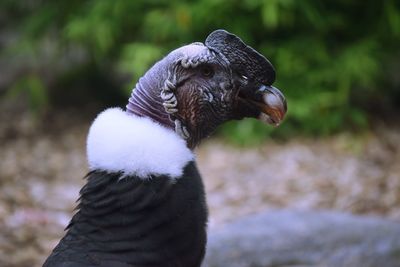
251,85,287,126
205,30,286,126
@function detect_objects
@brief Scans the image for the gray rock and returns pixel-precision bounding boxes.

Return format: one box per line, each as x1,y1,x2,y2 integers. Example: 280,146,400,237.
204,210,400,267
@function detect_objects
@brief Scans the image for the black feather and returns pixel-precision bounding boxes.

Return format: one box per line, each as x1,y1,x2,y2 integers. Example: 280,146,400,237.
43,162,207,267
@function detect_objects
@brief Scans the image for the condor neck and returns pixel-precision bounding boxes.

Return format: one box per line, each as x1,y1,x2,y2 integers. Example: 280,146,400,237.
126,76,174,130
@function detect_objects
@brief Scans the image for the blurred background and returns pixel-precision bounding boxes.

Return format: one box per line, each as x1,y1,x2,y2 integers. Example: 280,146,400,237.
0,1,400,266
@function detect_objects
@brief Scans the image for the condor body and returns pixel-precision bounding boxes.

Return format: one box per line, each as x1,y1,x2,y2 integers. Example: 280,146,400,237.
43,30,286,267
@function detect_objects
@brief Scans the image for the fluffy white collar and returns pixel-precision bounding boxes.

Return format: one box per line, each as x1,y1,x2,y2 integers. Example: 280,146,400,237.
86,108,194,179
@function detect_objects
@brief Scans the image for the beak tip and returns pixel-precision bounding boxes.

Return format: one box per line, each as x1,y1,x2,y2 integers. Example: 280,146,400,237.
260,85,287,125
258,112,281,126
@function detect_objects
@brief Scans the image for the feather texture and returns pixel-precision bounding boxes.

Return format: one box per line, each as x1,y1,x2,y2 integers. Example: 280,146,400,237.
43,162,207,267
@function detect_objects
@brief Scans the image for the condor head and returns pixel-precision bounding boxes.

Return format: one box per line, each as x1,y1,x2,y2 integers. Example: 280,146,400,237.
127,29,287,148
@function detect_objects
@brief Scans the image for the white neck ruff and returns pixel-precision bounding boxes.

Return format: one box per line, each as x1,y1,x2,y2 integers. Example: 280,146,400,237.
86,108,194,179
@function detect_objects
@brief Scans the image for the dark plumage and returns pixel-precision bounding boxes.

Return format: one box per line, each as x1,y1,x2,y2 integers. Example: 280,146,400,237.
44,162,206,267
43,29,286,267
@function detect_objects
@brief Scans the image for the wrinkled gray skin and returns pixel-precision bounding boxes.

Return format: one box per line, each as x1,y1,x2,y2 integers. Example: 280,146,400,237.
127,30,285,148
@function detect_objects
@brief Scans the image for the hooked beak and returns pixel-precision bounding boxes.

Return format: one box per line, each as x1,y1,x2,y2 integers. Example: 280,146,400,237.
205,30,286,126
237,84,287,126
255,85,287,126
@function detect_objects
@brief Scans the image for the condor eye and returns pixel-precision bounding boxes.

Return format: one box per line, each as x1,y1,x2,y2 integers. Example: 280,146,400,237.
201,66,214,78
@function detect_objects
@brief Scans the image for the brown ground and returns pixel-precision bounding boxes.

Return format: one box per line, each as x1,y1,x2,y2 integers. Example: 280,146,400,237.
0,110,399,267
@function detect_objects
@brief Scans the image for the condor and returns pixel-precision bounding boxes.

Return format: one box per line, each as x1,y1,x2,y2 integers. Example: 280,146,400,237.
43,29,286,267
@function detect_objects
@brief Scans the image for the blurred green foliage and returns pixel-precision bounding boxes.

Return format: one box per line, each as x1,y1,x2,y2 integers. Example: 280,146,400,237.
1,0,400,143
